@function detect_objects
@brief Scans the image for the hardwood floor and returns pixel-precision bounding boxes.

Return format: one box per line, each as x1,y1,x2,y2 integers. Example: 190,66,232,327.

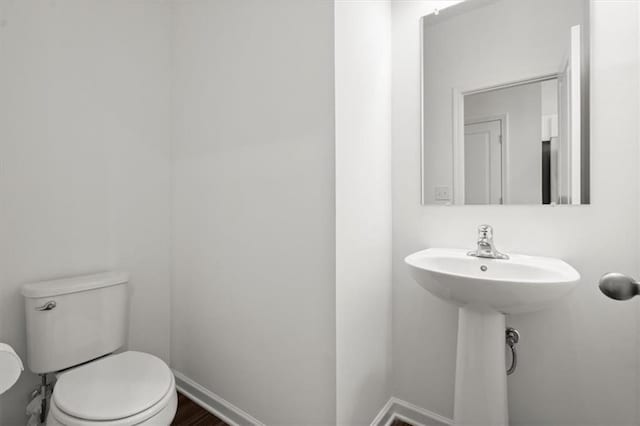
391,419,413,426
172,392,228,426
172,392,413,426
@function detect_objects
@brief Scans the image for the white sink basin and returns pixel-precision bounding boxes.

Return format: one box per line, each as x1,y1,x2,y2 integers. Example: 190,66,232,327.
405,248,580,314
405,247,580,426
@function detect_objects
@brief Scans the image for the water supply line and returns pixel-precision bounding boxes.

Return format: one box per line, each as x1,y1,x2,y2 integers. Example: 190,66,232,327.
506,327,520,375
40,374,48,424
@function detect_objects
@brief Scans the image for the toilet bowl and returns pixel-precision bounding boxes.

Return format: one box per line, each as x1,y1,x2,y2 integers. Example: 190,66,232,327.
46,351,177,426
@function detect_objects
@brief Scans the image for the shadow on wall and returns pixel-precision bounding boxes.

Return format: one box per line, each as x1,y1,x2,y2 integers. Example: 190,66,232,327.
348,371,389,424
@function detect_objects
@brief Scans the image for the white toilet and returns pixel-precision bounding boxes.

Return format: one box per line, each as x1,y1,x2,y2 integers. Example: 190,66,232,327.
22,272,177,425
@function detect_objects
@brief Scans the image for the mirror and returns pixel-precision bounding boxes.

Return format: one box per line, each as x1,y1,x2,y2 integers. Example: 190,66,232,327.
421,0,590,205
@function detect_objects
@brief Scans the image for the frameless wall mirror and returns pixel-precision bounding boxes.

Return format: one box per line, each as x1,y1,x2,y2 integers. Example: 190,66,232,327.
421,0,590,205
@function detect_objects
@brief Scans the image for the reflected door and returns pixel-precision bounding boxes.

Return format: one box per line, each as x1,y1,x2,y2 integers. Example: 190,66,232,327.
464,120,503,204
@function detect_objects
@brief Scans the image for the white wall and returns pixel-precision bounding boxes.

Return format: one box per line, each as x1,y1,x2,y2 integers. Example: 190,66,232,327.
170,1,336,424
392,1,640,425
0,1,172,424
335,1,392,424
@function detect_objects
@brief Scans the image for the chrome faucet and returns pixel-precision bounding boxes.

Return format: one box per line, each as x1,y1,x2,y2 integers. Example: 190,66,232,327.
467,225,509,260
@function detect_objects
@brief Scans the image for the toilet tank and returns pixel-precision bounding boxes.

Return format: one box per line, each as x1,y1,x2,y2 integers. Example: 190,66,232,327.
22,271,129,374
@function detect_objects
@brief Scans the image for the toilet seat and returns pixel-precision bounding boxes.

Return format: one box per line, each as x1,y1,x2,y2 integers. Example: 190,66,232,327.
47,351,177,426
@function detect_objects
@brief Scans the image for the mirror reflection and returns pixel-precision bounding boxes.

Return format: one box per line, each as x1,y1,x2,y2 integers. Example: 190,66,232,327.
421,0,590,205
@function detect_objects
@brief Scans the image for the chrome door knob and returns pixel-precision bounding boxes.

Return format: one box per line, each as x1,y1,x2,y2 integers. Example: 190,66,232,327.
599,273,640,301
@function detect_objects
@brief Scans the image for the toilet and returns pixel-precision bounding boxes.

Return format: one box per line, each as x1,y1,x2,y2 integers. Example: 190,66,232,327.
22,272,177,425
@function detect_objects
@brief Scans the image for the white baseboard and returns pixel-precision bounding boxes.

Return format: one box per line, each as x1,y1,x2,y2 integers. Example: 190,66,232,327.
174,370,450,426
172,370,265,426
370,397,396,425
371,397,454,426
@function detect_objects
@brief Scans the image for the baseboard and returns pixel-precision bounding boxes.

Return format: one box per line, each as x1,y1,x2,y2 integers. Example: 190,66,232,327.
174,370,450,426
172,370,265,426
371,397,454,426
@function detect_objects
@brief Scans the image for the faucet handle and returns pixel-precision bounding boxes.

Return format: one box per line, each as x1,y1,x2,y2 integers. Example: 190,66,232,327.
478,224,493,240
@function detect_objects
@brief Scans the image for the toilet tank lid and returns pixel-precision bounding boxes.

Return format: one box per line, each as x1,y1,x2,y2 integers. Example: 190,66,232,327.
21,271,129,298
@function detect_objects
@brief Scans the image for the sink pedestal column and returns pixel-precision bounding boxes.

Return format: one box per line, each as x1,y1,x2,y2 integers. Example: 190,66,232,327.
454,306,508,426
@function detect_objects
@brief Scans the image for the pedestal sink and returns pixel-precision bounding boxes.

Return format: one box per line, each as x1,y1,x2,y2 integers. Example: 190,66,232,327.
405,248,579,426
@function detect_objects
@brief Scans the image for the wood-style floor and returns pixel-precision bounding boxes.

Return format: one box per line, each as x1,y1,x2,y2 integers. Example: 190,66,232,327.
172,393,228,426
172,392,412,426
